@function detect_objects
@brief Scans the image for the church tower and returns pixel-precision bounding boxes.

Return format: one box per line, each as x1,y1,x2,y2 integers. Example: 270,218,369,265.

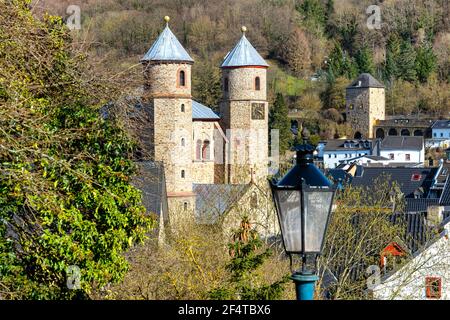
141,16,195,211
220,26,269,184
346,73,385,139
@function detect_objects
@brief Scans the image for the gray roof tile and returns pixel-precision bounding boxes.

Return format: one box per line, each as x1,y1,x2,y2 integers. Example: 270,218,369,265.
192,101,220,120
347,73,384,89
380,136,423,151
221,34,268,68
141,24,194,63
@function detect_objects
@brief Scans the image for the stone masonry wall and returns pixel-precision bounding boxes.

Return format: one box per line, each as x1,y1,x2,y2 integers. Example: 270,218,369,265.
220,67,268,184
192,121,216,184
144,62,192,97
346,87,385,138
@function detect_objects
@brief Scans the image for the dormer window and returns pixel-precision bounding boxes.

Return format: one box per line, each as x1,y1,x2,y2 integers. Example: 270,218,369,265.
411,173,422,181
426,277,441,299
178,70,186,87
255,77,261,91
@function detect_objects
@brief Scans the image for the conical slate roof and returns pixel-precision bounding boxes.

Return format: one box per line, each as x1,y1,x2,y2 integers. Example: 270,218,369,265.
347,73,384,89
141,24,194,63
221,33,269,68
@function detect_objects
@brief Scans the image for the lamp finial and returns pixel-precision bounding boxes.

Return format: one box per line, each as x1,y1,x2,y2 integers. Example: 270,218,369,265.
241,26,247,34
164,16,170,24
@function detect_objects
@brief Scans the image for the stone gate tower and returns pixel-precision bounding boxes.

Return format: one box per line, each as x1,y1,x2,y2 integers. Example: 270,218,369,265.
220,27,269,184
141,16,195,211
346,73,385,139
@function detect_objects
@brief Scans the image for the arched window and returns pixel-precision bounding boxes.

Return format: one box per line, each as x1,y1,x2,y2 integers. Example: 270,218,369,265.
179,70,186,87
181,138,185,147
181,104,185,112
196,139,202,160
202,140,210,160
184,202,188,211
255,77,260,91
224,77,229,92
181,170,185,178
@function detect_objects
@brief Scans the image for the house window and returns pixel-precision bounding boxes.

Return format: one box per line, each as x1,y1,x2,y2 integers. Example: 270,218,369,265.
441,133,444,137
181,138,185,147
202,140,210,160
224,77,229,92
434,133,437,137
181,170,185,178
425,277,441,299
405,154,410,161
411,174,422,181
196,139,202,160
334,154,337,158
328,154,331,158
179,70,186,87
255,77,261,91
181,104,185,112
184,202,188,211
349,104,354,110
389,153,394,160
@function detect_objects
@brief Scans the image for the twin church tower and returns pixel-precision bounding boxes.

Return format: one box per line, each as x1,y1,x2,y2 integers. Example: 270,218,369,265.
140,17,269,210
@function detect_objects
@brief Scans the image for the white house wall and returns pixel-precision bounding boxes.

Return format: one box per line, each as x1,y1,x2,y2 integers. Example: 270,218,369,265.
372,223,450,300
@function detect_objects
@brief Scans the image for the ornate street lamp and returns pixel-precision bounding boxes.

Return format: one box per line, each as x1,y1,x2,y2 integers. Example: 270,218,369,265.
270,130,336,300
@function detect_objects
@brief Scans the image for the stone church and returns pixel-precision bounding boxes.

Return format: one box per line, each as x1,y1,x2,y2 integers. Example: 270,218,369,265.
130,17,277,239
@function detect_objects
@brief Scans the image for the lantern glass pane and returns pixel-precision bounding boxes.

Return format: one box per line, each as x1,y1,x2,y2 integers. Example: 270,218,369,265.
304,190,333,253
275,190,302,253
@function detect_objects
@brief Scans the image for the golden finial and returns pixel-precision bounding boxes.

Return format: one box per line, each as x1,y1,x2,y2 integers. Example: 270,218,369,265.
164,16,170,24
241,26,247,34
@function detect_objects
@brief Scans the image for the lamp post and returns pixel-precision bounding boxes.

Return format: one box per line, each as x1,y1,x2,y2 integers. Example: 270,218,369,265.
270,131,336,300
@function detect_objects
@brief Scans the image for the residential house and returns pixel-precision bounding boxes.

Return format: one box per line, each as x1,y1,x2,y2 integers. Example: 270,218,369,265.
428,120,450,148
379,136,424,164
372,216,450,300
322,139,377,169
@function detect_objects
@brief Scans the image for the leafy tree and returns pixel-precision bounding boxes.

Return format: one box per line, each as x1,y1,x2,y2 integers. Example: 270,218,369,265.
296,0,326,33
208,217,289,300
383,34,402,82
321,77,348,112
355,46,375,75
398,41,417,82
415,42,437,83
327,42,357,80
192,54,222,108
0,1,153,299
269,93,292,155
280,28,311,76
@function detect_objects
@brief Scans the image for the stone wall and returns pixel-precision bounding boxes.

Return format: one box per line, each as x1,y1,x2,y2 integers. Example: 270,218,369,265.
220,67,269,184
143,62,192,98
221,67,267,101
346,87,385,138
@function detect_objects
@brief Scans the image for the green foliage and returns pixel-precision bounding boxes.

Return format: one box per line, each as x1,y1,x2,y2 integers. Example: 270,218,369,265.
327,42,357,80
0,2,153,299
192,54,222,108
397,41,417,82
269,93,292,155
296,0,326,34
208,217,289,300
415,42,437,83
355,46,375,75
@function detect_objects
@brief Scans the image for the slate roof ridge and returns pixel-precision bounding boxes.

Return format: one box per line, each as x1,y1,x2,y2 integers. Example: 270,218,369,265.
347,73,385,89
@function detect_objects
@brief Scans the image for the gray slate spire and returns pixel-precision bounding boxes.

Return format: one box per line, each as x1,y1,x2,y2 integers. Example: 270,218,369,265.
221,27,268,68
141,17,194,63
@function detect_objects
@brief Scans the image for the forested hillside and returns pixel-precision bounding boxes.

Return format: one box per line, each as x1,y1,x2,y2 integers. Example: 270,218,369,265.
34,0,449,140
